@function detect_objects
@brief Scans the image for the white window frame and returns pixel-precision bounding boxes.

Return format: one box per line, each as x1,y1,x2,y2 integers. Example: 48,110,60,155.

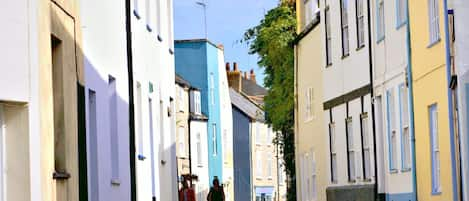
145,0,152,31
256,122,262,145
346,118,356,181
108,76,120,181
356,0,365,47
178,86,184,112
210,73,215,106
396,0,407,28
196,132,203,166
195,92,201,114
427,0,440,45
310,150,317,201
256,152,263,179
178,127,186,157
377,0,385,42
361,113,372,180
167,0,174,50
223,129,228,161
329,122,338,183
266,152,273,179
387,89,399,171
341,0,350,56
325,5,332,66
429,104,441,194
303,0,319,27
212,123,217,156
399,85,412,170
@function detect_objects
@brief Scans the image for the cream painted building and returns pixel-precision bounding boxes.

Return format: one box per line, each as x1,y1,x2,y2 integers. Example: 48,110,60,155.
370,0,415,199
295,0,377,200
175,75,191,182
294,0,327,200
0,0,86,201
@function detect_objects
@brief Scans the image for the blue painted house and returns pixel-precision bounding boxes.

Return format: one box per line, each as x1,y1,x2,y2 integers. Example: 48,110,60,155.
175,39,227,185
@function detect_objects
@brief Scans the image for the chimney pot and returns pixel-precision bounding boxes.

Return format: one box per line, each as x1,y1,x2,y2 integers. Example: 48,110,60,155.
244,71,248,79
234,62,239,71
226,62,230,72
250,69,257,83
217,44,224,50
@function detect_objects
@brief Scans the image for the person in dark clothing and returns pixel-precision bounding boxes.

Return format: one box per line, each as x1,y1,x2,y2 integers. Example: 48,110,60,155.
179,178,196,201
207,177,225,201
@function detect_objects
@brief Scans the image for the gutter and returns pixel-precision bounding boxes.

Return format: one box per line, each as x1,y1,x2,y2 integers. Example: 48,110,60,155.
125,1,137,201
365,0,379,199
405,1,418,201
442,0,460,200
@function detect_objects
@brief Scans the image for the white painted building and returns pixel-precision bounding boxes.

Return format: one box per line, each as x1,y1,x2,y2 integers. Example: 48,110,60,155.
131,0,177,201
80,0,132,200
319,0,376,200
370,0,415,199
217,48,235,201
189,89,210,201
450,0,469,200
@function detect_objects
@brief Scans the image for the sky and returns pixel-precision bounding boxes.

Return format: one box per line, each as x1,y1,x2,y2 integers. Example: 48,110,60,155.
174,0,279,86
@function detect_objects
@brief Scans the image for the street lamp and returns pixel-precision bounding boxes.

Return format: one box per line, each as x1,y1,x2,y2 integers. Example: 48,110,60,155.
196,0,208,39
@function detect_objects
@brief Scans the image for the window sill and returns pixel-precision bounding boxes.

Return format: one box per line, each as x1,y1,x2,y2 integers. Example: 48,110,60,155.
325,63,333,68
363,178,372,182
111,179,121,186
389,169,399,174
356,44,365,51
169,48,174,55
396,21,407,30
146,25,153,32
341,53,350,60
158,35,163,42
267,177,273,180
432,190,442,196
427,38,441,48
138,154,146,161
133,10,141,20
197,165,204,168
377,36,385,44
348,179,356,183
401,168,412,173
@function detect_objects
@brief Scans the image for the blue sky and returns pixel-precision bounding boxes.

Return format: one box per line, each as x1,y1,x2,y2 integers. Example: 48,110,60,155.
174,0,278,86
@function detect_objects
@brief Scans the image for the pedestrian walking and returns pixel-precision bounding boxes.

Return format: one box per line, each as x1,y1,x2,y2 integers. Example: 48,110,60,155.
179,177,196,201
207,177,225,201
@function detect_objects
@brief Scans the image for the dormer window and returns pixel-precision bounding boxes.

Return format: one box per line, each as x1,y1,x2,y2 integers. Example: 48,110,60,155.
190,90,202,115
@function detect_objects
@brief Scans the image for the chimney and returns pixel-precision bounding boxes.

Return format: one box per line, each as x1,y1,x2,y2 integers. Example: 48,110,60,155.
227,62,242,92
250,69,256,83
217,44,224,50
226,62,230,72
244,71,248,79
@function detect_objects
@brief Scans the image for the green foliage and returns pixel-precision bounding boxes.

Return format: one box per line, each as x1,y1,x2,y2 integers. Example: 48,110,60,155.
243,2,297,201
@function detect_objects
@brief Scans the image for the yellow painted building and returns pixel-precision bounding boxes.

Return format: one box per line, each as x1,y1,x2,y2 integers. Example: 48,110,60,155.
409,0,456,200
294,0,327,201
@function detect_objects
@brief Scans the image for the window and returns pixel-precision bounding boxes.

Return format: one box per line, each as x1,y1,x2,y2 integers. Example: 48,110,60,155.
429,104,441,194
146,0,152,31
303,0,319,27
361,113,372,180
279,163,285,184
88,90,99,200
396,0,407,27
167,0,174,50
195,92,201,114
178,86,184,112
256,152,263,178
346,118,356,181
266,127,272,145
428,0,440,44
212,124,217,156
266,153,273,179
109,76,119,180
399,85,411,170
156,0,162,38
325,6,332,65
256,122,262,145
377,0,385,42
196,133,203,166
329,123,338,183
310,150,317,200
210,73,215,105
148,98,157,196
387,89,398,171
178,127,185,156
136,82,144,157
305,87,314,120
133,0,141,18
340,0,350,56
300,154,307,200
356,0,365,47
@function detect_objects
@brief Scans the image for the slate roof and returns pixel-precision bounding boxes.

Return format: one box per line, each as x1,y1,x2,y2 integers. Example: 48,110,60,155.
229,88,265,122
241,77,267,96
175,74,191,88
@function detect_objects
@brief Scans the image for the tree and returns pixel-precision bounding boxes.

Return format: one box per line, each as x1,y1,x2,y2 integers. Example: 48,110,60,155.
243,1,297,200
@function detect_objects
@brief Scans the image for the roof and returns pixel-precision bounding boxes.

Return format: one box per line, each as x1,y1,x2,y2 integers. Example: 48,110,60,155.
229,88,265,122
175,39,223,50
241,77,267,96
175,74,191,88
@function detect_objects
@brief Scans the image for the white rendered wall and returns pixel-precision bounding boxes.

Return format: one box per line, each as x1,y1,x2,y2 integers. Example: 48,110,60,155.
190,121,210,201
80,0,132,200
131,0,177,200
370,0,414,195
453,0,469,200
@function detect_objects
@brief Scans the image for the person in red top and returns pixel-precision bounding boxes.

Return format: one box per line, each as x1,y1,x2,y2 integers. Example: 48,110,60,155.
179,178,196,201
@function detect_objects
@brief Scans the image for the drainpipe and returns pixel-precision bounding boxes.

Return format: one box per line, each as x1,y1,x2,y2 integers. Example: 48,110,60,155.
188,88,193,187
365,0,379,199
442,0,460,200
125,1,137,200
405,1,418,201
